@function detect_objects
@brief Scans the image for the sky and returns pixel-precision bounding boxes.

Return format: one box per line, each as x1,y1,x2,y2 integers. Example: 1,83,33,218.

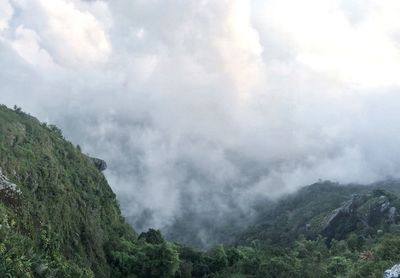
1,0,400,243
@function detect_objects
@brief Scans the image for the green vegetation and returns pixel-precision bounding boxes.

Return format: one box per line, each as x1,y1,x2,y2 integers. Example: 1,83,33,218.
0,105,179,277
1,104,400,277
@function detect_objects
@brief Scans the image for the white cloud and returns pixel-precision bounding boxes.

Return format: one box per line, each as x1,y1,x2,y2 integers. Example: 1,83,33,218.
215,0,265,96
38,0,111,67
10,25,55,67
0,0,13,32
253,0,400,89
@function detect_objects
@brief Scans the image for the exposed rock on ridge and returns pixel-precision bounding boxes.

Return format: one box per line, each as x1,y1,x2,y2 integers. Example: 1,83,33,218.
0,169,21,208
322,190,398,240
384,264,400,278
0,169,20,193
88,156,107,171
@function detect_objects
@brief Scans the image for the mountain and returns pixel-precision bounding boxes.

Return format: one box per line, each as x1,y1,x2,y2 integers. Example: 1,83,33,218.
1,104,400,278
0,105,179,277
237,181,400,247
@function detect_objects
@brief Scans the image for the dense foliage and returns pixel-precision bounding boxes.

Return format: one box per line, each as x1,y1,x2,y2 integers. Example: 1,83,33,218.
1,104,400,277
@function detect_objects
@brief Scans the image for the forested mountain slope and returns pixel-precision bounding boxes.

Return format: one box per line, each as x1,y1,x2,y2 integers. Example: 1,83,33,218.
238,181,400,247
0,105,179,277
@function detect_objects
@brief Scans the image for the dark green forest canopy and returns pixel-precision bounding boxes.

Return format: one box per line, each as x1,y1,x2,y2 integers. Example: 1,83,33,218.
1,104,400,278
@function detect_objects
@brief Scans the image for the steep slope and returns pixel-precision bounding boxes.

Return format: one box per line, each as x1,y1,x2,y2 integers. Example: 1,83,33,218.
0,105,134,276
0,105,180,277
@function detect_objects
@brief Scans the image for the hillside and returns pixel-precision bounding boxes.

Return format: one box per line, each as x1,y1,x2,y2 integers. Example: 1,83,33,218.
0,105,179,277
237,181,400,247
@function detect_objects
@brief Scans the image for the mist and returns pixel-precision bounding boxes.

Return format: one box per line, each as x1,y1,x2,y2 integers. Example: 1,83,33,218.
1,0,400,246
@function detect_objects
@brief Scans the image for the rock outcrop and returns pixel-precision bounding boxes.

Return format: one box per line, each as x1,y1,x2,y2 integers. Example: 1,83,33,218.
384,264,400,278
88,156,107,171
322,191,398,240
322,194,365,239
0,169,21,208
0,170,20,193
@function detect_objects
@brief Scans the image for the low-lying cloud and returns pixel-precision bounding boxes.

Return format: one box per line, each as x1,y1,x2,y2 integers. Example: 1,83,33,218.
1,0,400,245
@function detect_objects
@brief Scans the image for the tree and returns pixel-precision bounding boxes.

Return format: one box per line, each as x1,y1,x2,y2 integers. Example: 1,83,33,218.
138,229,165,244
13,105,22,113
208,245,228,273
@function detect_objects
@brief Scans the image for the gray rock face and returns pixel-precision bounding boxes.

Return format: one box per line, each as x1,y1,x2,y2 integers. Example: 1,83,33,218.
0,172,19,193
322,194,365,239
0,171,21,208
381,199,391,212
384,264,400,278
389,207,397,223
322,192,398,240
89,157,107,171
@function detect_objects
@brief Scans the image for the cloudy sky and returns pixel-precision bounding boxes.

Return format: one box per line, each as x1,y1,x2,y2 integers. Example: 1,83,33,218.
1,0,400,236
